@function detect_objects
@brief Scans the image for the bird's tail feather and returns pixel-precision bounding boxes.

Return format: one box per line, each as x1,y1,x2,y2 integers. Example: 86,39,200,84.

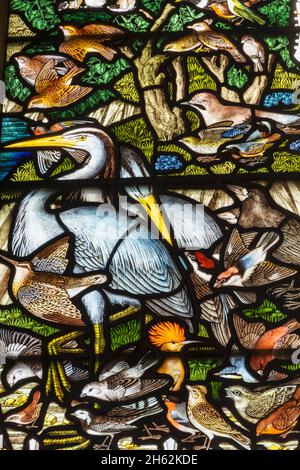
137,351,158,373
232,431,251,450
229,49,247,63
257,231,279,252
284,318,300,333
249,10,265,26
122,397,162,423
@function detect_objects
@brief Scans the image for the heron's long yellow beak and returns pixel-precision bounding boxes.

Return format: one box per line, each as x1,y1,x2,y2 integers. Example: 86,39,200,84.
138,194,173,246
4,134,76,149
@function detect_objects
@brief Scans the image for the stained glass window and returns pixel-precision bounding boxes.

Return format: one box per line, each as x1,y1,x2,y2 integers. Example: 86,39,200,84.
1,0,300,453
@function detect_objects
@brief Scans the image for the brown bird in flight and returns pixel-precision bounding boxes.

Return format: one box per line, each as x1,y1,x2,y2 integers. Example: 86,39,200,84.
27,66,92,109
234,314,300,375
14,54,75,93
59,23,124,62
0,236,107,327
4,390,43,427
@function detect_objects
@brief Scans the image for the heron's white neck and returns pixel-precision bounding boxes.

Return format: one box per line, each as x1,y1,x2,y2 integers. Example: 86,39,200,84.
58,139,107,180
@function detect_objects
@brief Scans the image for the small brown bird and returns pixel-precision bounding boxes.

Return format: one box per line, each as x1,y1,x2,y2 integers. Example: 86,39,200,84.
148,322,200,391
59,24,124,62
15,54,75,92
182,92,300,131
0,236,107,327
241,36,265,72
4,390,42,427
187,22,246,62
226,380,300,424
186,385,251,449
27,66,92,109
256,386,300,437
233,315,300,375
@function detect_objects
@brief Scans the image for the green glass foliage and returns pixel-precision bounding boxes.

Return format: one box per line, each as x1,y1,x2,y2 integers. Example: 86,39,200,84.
163,5,204,32
141,0,164,14
189,358,222,381
110,320,141,351
265,36,297,69
0,307,59,336
10,0,60,31
5,65,31,103
112,117,154,160
272,152,300,173
259,0,290,27
227,66,248,89
82,57,130,86
242,299,287,323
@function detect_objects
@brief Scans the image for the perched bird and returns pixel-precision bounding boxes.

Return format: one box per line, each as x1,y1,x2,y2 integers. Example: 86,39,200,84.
215,228,297,288
186,385,251,449
80,352,168,401
148,321,200,391
179,0,262,22
222,184,300,267
14,54,75,92
225,129,281,160
0,328,42,360
4,390,42,427
59,24,124,62
233,314,300,375
6,121,115,181
71,397,162,445
214,345,259,383
164,398,199,437
256,387,300,437
0,236,107,327
226,380,300,424
6,359,88,388
182,92,300,131
165,22,246,62
27,66,92,109
241,36,265,72
179,122,250,158
187,22,246,62
227,0,265,25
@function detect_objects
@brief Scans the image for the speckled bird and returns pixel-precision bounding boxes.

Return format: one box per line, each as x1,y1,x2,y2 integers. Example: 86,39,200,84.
0,236,107,327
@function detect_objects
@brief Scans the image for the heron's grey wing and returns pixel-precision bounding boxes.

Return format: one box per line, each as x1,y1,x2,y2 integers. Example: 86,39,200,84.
224,229,249,268
59,206,137,271
32,236,70,274
18,282,84,326
159,194,223,249
233,314,265,349
146,286,193,318
37,150,62,175
109,234,182,295
0,329,42,358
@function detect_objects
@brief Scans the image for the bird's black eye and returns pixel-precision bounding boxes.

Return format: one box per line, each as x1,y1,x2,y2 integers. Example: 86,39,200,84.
234,390,241,396
248,191,254,197
191,255,196,260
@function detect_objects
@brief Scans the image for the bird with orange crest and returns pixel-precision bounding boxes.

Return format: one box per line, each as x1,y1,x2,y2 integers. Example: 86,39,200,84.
148,321,201,392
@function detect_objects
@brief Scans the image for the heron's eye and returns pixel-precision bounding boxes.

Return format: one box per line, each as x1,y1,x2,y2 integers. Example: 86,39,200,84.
79,135,87,142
